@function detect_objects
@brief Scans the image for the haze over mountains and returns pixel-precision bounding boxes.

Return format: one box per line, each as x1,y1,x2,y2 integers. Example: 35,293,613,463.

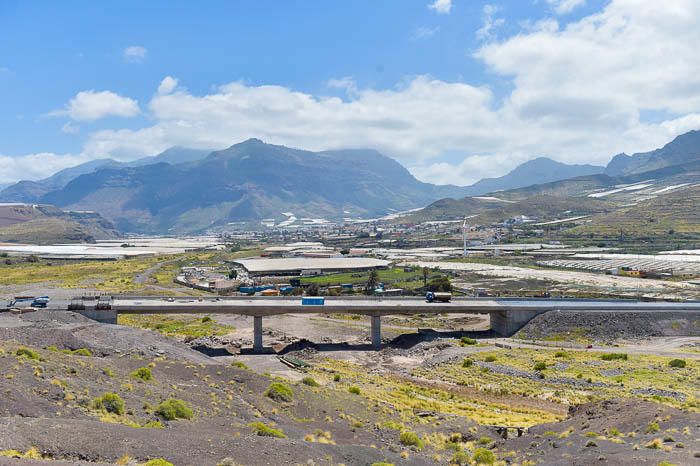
0,130,698,235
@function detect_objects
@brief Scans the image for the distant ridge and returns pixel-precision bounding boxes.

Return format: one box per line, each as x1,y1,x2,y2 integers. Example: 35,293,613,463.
37,139,471,233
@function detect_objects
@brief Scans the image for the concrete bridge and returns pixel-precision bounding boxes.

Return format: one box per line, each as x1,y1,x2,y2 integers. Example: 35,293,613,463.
60,296,700,352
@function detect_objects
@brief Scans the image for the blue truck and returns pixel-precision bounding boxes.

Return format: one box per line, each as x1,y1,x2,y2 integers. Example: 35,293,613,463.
425,292,451,303
301,297,325,306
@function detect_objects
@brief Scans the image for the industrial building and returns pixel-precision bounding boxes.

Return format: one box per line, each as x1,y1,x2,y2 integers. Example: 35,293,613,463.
234,257,390,276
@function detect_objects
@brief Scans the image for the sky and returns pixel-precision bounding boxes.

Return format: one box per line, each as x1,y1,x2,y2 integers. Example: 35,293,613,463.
1,0,700,186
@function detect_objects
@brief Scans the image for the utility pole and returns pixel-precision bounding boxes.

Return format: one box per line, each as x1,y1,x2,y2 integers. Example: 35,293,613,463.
462,217,468,257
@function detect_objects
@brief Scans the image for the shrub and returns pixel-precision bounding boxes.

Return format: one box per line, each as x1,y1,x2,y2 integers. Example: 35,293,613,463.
371,463,395,466
645,422,660,434
451,450,471,466
301,377,319,387
462,358,473,368
250,422,286,438
71,348,92,357
460,337,477,345
534,362,547,371
155,399,193,420
484,355,497,363
333,374,341,382
46,345,59,352
143,460,174,466
231,361,248,369
264,382,294,402
669,359,686,368
15,347,40,360
102,367,115,377
472,447,496,465
348,386,361,395
399,431,424,450
92,392,125,415
131,367,153,381
477,436,493,445
201,316,212,323
600,353,627,361
554,350,568,358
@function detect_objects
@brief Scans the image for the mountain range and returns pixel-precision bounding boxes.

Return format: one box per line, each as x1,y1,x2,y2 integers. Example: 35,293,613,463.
32,139,470,233
0,147,210,204
411,129,700,233
1,129,699,235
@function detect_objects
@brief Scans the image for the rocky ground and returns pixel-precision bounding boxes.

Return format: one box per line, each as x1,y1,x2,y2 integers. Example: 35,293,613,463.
516,310,700,343
0,309,697,465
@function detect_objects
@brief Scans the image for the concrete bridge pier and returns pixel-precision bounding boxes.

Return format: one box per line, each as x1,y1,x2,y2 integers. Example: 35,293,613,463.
371,315,381,349
490,309,547,337
253,316,263,353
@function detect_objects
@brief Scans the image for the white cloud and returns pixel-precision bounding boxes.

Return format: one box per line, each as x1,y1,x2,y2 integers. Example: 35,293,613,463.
413,26,440,40
545,0,586,15
428,0,452,14
61,122,80,134
52,90,140,122
123,45,147,62
0,152,89,184
14,0,700,186
476,4,505,41
157,76,179,95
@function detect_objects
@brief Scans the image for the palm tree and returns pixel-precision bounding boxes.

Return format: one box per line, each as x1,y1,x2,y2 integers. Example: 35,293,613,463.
365,270,379,295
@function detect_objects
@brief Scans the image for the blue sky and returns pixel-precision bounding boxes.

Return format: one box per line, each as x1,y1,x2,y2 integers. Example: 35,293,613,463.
1,0,699,185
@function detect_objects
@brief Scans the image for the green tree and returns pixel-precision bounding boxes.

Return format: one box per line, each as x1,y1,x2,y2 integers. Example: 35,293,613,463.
306,283,320,296
422,267,430,288
426,275,452,292
365,269,379,295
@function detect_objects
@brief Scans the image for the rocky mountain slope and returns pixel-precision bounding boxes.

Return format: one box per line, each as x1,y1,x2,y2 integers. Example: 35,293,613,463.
410,130,700,232
605,129,700,176
0,204,119,244
0,148,210,204
463,157,604,195
39,139,470,233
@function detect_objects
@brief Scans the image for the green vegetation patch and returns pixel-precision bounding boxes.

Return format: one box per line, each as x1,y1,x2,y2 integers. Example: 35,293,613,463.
142,460,174,466
399,431,424,450
264,382,294,402
119,314,234,338
15,347,40,360
155,399,193,420
301,377,319,387
91,393,125,415
669,358,686,368
131,367,153,381
600,353,628,361
250,422,286,438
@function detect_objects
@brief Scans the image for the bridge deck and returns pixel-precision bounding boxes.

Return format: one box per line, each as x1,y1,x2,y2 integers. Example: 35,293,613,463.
107,297,700,316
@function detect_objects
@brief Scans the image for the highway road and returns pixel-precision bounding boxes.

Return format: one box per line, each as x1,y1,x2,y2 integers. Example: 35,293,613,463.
42,296,700,351
104,296,700,316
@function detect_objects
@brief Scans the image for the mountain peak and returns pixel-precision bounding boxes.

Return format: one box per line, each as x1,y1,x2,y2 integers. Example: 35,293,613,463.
464,157,604,195
604,128,700,176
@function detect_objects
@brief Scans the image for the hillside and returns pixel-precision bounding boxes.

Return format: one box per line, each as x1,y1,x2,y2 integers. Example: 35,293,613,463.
40,139,470,233
604,129,700,176
406,194,613,225
0,204,119,244
0,148,210,204
463,157,604,195
571,184,700,235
